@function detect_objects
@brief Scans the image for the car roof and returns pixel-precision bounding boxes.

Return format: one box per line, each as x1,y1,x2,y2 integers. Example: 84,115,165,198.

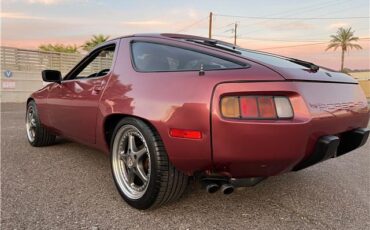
88,33,229,56
108,33,224,43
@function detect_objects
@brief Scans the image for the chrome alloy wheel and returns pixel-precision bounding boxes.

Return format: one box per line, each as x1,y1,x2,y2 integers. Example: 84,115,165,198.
112,125,151,199
26,106,37,142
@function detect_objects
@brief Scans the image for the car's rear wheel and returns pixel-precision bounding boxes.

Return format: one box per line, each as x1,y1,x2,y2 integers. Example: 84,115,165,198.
111,118,188,209
26,101,56,146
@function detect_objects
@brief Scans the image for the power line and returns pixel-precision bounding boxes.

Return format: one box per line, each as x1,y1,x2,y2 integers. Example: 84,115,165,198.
175,16,208,33
214,14,370,20
213,32,370,43
213,34,233,38
238,28,370,43
258,42,331,50
238,36,370,42
218,0,351,37
258,38,370,50
236,3,367,37
203,1,368,49
219,0,344,22
238,37,327,42
212,34,370,50
213,22,234,31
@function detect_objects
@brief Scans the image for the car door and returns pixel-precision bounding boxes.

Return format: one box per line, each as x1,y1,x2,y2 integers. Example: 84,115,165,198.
47,43,118,144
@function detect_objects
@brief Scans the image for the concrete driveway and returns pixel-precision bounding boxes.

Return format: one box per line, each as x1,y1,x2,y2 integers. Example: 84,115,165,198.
1,103,369,229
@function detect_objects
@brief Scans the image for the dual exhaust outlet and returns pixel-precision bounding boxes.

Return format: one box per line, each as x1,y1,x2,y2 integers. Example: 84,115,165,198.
203,177,265,195
206,183,234,195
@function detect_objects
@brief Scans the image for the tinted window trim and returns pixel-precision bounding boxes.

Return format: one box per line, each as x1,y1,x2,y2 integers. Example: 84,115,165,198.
129,40,250,73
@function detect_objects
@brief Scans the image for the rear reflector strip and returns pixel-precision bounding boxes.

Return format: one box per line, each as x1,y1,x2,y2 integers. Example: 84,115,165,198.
169,128,202,139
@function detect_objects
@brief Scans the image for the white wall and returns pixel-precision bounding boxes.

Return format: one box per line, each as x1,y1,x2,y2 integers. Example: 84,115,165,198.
1,70,45,103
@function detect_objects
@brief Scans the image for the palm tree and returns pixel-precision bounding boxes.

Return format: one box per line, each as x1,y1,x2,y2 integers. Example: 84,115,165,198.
326,27,362,72
81,34,110,51
39,43,79,53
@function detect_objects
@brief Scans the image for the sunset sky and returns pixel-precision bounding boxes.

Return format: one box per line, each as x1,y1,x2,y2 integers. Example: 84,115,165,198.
1,0,369,70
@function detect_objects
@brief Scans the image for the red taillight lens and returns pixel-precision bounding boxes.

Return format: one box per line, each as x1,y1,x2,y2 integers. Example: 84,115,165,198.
240,96,258,118
169,128,202,139
221,95,293,120
257,96,277,118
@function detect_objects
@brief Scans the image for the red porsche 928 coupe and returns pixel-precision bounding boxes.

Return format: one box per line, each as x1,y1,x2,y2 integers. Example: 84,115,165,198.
26,34,370,209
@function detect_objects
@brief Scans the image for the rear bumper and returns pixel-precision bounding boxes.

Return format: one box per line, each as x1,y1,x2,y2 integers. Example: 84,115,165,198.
293,128,369,171
211,120,369,178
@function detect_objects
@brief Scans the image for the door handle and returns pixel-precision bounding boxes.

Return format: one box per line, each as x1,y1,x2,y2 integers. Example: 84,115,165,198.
93,85,103,91
92,85,104,94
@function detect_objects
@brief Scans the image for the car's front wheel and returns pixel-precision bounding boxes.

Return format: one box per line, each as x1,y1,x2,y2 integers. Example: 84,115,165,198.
26,101,56,146
111,118,188,209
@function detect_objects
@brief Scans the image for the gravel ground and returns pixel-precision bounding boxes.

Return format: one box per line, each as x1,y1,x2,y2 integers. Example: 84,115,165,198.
1,103,369,230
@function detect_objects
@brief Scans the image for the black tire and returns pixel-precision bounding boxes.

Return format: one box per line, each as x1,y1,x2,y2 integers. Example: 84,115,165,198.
26,100,56,147
110,117,188,210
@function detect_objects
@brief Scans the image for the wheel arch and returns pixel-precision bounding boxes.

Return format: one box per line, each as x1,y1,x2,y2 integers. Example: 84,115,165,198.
103,113,161,151
26,97,34,105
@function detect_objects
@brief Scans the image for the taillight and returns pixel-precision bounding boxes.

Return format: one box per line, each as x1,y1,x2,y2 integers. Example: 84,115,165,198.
240,97,258,117
220,96,293,119
220,96,240,118
274,96,294,118
257,96,277,118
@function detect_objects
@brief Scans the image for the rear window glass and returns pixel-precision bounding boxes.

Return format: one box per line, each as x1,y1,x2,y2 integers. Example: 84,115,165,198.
131,42,244,72
239,50,305,69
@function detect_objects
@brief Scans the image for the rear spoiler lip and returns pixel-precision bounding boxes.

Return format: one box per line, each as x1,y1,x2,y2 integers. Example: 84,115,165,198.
284,79,358,85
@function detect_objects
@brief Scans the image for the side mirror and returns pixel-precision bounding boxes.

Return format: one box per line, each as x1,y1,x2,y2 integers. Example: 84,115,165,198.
42,70,62,83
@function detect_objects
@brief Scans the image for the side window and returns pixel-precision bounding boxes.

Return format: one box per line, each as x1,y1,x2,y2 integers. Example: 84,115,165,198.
131,42,243,72
70,45,116,80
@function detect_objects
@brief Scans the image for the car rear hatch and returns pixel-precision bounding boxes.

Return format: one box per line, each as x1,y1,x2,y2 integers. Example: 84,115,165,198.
200,43,369,177
238,49,357,84
274,65,356,84
236,50,369,122
168,35,356,84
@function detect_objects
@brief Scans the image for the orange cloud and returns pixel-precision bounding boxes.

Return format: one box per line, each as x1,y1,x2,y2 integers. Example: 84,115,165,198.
26,0,87,4
261,21,315,31
121,20,169,26
27,0,60,4
0,11,45,20
329,22,350,29
1,37,87,49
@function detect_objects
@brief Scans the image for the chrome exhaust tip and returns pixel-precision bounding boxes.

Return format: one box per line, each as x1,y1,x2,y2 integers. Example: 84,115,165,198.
206,183,220,193
220,184,234,195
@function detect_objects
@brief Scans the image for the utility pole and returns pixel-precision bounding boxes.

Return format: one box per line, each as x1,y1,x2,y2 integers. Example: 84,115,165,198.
233,22,238,46
208,12,213,39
